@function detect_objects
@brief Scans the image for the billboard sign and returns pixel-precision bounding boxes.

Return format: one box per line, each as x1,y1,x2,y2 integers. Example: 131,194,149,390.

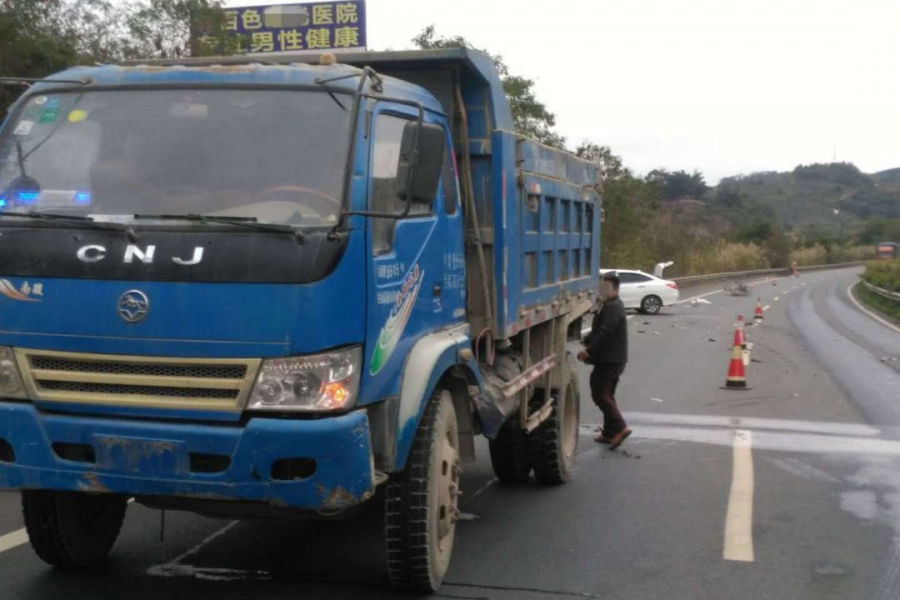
201,1,367,54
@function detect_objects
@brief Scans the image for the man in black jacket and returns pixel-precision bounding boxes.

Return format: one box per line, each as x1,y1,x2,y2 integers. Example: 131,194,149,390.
578,273,632,449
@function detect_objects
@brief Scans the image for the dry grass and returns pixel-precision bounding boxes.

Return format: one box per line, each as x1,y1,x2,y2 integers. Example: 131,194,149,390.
680,242,769,275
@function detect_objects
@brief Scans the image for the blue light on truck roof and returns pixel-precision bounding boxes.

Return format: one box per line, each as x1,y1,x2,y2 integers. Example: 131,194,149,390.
16,191,40,203
74,191,91,204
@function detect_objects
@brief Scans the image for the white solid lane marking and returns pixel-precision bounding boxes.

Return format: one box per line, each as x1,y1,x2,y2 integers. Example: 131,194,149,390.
469,478,498,502
674,288,724,305
847,282,900,334
673,276,782,307
763,305,771,311
0,529,28,554
148,520,239,577
724,429,755,562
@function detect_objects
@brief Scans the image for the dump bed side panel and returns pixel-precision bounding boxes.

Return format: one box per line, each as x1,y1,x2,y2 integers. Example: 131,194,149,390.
492,134,601,339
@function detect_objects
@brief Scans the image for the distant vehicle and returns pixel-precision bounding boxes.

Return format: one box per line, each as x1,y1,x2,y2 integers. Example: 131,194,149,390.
600,269,680,314
876,242,898,259
724,282,751,296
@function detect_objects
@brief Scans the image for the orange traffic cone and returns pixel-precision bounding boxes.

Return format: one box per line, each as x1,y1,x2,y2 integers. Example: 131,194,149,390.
722,326,751,390
754,298,764,321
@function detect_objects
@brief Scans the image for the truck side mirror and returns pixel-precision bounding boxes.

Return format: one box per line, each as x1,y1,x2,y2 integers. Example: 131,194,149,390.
395,121,445,205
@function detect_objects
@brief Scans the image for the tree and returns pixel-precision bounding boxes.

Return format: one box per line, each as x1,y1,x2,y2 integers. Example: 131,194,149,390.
0,0,236,115
715,186,746,209
575,141,630,182
412,25,565,149
646,168,708,200
125,0,238,59
0,0,127,113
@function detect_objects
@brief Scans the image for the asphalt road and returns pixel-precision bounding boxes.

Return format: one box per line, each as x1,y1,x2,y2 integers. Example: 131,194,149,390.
1,266,899,600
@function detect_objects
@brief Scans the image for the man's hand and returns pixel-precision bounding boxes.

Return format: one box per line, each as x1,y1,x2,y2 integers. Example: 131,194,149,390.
577,350,588,362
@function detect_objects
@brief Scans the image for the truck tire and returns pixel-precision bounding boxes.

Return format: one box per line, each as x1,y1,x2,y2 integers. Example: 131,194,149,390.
385,389,460,592
22,490,128,568
488,417,531,483
527,353,580,484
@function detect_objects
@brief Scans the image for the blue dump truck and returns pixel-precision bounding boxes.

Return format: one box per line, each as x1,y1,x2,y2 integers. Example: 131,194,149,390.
0,49,601,591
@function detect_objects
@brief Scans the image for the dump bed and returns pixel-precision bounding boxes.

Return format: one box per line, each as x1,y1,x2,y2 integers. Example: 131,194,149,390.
333,49,602,339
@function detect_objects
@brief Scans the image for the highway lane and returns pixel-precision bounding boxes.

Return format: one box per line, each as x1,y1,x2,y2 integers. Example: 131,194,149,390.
0,266,898,599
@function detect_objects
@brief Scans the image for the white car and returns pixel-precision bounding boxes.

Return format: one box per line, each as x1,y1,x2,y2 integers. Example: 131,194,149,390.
599,269,680,314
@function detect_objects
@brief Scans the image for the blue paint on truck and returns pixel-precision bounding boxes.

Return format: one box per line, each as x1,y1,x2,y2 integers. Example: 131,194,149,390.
0,49,601,590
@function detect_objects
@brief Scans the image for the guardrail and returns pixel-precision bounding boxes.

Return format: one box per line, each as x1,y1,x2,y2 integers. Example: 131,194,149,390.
860,279,900,303
671,261,864,287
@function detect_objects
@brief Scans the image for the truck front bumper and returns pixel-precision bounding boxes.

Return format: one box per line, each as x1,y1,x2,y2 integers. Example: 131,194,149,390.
0,402,376,509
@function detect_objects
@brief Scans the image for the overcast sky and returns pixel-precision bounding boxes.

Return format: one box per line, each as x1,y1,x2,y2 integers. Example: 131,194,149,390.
224,0,900,183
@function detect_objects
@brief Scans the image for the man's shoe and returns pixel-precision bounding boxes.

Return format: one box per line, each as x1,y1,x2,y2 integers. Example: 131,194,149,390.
594,435,612,444
609,427,633,450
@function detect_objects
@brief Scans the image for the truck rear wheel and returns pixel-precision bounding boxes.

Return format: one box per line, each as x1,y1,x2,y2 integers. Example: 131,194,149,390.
527,353,580,484
22,490,128,568
488,416,531,483
385,389,460,592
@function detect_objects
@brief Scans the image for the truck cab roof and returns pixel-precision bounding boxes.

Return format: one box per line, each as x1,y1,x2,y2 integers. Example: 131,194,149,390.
33,48,515,129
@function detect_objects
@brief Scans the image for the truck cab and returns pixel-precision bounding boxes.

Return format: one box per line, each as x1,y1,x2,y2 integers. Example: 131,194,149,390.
0,49,601,592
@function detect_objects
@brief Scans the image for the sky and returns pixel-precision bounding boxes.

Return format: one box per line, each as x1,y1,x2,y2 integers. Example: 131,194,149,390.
224,0,900,183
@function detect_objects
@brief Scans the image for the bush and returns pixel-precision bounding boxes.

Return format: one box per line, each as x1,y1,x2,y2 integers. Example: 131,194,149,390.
857,286,900,321
679,242,770,275
791,244,874,266
864,259,900,292
791,244,828,266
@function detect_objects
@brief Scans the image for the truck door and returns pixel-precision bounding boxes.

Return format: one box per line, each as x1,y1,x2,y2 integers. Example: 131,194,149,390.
360,105,464,402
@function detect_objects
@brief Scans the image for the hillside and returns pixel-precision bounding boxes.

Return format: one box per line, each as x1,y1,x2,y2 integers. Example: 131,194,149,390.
711,163,900,235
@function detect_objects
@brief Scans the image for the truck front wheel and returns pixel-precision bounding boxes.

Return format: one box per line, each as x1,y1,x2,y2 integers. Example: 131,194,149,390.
22,490,128,568
385,389,460,592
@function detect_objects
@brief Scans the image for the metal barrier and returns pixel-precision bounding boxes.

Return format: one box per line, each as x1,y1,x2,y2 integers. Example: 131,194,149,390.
860,279,900,303
671,261,864,287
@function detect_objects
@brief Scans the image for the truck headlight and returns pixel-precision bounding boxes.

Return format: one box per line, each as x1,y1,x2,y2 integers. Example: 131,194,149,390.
0,347,27,400
247,346,362,412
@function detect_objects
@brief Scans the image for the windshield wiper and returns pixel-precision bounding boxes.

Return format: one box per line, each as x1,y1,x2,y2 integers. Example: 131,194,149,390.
0,211,137,242
15,140,27,178
133,214,306,244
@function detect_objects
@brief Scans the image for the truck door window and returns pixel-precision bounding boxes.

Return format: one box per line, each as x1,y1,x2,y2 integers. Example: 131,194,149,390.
371,113,432,254
441,145,459,215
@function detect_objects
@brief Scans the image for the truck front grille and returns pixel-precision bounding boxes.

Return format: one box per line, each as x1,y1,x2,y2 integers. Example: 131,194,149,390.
30,357,247,380
15,349,260,411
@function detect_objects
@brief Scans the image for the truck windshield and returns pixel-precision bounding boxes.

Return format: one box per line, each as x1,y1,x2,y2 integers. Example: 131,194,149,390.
0,89,351,227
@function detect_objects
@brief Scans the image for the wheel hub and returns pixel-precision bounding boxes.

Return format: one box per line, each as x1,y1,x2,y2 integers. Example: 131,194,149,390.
436,429,460,550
